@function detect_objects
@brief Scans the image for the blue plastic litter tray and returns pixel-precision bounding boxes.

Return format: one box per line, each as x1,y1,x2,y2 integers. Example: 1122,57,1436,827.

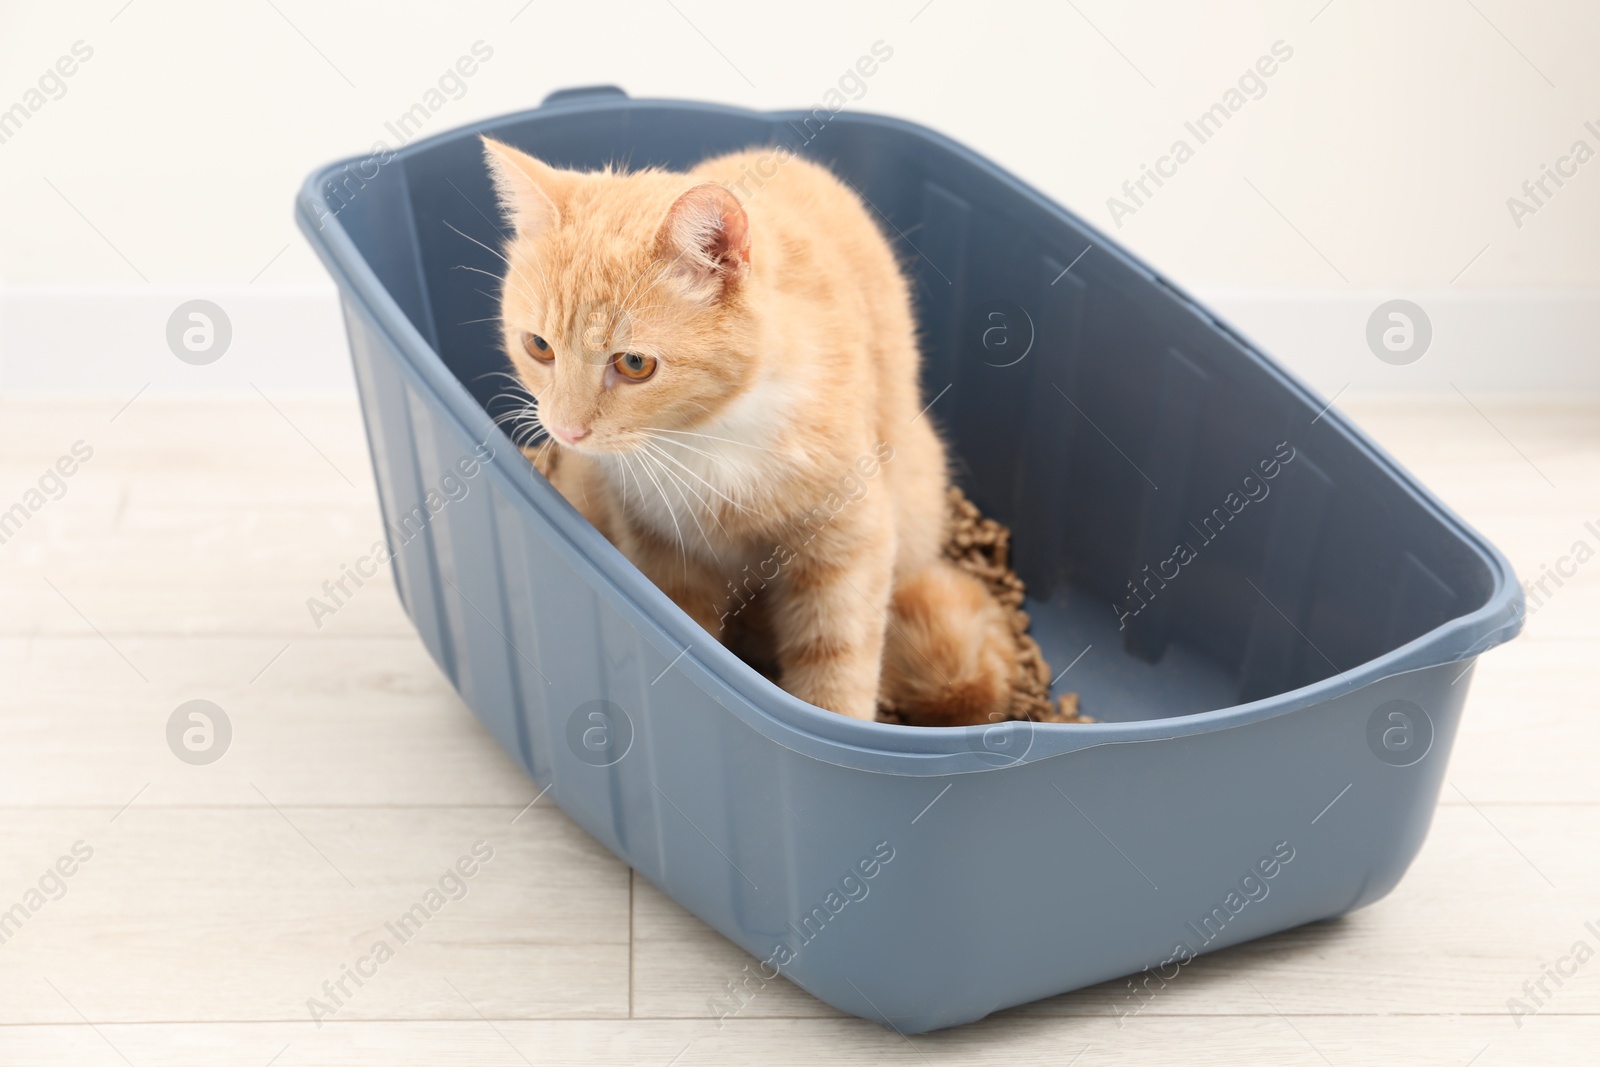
297,86,1523,1033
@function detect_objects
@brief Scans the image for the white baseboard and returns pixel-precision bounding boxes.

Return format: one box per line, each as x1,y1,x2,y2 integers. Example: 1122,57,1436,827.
2,285,1596,397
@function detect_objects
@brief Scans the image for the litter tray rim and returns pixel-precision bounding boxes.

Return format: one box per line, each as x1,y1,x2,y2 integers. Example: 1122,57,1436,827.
295,89,1524,776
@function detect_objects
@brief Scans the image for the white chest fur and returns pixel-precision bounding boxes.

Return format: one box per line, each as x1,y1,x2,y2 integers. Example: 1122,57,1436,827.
603,372,800,559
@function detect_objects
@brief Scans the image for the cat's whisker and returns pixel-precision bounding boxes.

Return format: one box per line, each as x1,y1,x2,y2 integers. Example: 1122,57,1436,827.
508,259,550,303
479,209,552,293
654,468,695,574
512,415,547,438
453,263,512,283
486,369,549,407
489,217,553,294
490,400,543,437
443,220,512,266
489,391,550,452
638,437,748,517
639,426,768,502
648,464,696,575
620,453,650,518
506,275,547,316
499,418,533,445
522,253,554,297
490,410,537,437
643,447,723,561
495,408,537,430
638,430,734,470
473,286,544,326
469,266,547,318
528,437,557,474
489,397,534,421
633,449,689,575
511,423,546,452
638,441,741,536
498,396,538,418
455,261,543,310
642,426,786,457
476,369,531,387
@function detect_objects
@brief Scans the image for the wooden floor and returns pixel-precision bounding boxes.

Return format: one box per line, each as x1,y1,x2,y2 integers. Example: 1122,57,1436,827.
1,393,1596,1065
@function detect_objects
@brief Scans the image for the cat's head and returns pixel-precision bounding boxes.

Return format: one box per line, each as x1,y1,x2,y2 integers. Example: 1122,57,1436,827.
482,138,760,455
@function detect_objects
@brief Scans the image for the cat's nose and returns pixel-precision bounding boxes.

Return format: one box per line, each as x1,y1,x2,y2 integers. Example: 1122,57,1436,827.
549,424,590,444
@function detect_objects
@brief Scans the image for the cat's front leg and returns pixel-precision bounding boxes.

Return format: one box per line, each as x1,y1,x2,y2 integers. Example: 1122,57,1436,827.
770,505,895,720
525,445,619,544
618,524,730,640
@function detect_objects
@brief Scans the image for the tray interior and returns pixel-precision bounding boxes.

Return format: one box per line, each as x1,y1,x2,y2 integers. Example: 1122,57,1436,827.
323,100,1501,722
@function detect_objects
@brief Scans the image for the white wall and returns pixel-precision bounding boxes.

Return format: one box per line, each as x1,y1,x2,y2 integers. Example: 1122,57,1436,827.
1,0,1596,394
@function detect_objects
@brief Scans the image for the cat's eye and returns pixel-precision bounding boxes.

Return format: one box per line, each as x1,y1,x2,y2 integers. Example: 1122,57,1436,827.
613,352,658,382
522,332,552,362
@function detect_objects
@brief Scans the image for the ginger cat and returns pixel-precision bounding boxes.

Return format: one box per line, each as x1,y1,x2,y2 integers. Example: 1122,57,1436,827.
482,137,1016,725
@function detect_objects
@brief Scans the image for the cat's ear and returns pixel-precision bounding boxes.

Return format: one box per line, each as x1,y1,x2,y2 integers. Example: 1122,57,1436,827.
481,137,564,238
656,183,751,294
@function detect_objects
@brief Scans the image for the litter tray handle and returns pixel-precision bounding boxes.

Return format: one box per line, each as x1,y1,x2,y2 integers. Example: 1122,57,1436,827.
540,85,628,108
